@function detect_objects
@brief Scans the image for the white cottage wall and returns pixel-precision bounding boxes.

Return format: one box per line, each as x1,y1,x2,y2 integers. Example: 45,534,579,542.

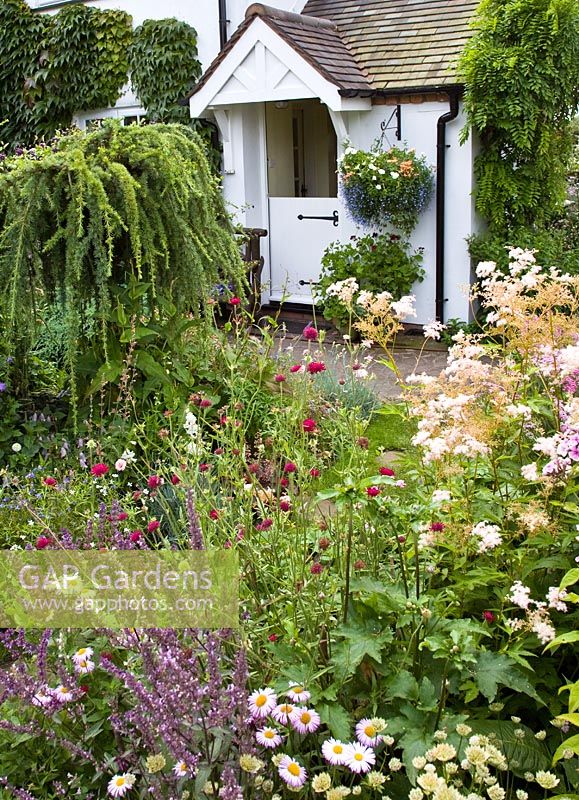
343,101,474,323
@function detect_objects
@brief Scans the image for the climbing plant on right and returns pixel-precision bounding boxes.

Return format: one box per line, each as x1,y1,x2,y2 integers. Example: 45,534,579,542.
458,0,579,233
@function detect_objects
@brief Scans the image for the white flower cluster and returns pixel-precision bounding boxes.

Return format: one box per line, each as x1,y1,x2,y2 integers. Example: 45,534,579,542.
507,581,563,644
325,277,360,309
470,521,502,554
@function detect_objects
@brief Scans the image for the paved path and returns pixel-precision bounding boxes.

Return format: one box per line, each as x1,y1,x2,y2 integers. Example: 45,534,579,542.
271,331,448,401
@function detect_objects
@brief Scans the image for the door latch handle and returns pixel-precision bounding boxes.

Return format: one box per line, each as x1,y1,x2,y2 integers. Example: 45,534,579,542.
297,210,339,227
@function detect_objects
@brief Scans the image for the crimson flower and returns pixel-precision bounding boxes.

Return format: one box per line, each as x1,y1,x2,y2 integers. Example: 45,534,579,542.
268,633,278,642
290,364,303,373
307,361,326,374
171,474,181,485
279,500,291,512
43,477,57,487
280,477,289,488
229,297,241,306
367,486,381,497
117,512,128,521
255,518,273,531
354,559,366,570
209,509,220,520
318,537,331,550
303,325,319,341
147,520,160,533
430,521,445,532
482,610,496,624
199,399,212,408
36,536,51,549
199,463,210,472
130,530,142,543
147,475,162,490
310,562,323,575
274,374,286,383
283,461,297,473
91,463,109,477
302,418,317,433
309,467,320,478
379,467,395,476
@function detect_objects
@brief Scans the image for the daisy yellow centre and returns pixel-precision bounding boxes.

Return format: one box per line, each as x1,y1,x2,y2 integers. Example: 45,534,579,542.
280,704,293,713
354,753,364,761
288,763,301,777
77,648,87,656
300,712,312,724
364,725,377,737
116,778,126,787
264,730,275,739
333,745,343,754
60,687,69,693
255,694,267,707
292,685,304,693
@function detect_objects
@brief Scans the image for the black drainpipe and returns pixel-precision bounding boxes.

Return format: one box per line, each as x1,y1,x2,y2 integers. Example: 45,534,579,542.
435,88,460,323
218,0,229,49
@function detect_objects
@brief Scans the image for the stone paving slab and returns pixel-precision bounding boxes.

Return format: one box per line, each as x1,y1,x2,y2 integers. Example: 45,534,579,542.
271,332,448,401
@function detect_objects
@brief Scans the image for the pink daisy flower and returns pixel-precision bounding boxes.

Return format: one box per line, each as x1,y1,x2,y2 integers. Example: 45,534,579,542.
355,719,382,747
286,682,311,703
278,755,307,788
289,706,320,734
256,726,283,748
344,742,376,774
248,687,277,719
322,738,348,765
272,702,295,724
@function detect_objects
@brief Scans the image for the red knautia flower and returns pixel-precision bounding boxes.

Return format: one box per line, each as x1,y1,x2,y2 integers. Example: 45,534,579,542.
43,477,57,487
430,521,445,532
91,463,109,477
274,374,286,383
229,297,241,306
284,461,297,473
302,418,316,433
280,477,289,488
367,486,381,497
307,361,326,374
310,562,323,575
309,467,320,478
117,512,128,521
80,685,89,694
268,633,278,642
482,610,496,624
224,540,232,549
147,475,162,490
36,535,51,549
220,415,228,425
290,364,303,373
132,490,142,501
147,520,160,533
256,518,273,531
236,528,245,540
354,559,366,570
214,447,224,455
379,466,395,476
357,437,369,449
130,530,142,543
318,536,331,550
279,499,291,512
302,325,318,341
171,474,181,485
398,535,406,543
209,509,220,520
199,399,212,408
199,463,210,472
247,462,259,474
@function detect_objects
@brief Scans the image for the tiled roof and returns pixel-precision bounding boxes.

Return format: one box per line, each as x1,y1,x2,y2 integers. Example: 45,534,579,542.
189,4,371,98
302,0,479,90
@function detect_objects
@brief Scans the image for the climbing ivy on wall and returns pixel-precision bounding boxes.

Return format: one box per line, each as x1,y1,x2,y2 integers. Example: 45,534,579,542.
458,0,579,232
129,18,202,124
0,1,202,147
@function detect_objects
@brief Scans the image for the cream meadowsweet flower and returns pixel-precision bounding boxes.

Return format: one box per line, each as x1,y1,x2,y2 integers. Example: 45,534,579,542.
366,771,387,790
239,754,264,773
326,788,351,800
417,772,441,793
427,743,456,762
145,754,166,773
248,687,277,719
107,773,136,798
312,773,332,793
344,742,376,774
534,771,559,789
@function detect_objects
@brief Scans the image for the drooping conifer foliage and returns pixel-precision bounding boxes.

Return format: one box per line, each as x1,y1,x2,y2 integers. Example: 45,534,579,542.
0,122,245,408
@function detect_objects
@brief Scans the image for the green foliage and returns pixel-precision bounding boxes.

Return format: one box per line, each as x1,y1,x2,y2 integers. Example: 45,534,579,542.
314,233,424,328
0,0,132,145
458,0,579,231
0,122,245,412
0,2,203,148
129,18,201,124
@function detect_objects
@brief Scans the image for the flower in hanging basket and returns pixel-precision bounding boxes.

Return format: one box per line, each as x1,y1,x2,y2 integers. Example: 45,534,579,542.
339,143,434,234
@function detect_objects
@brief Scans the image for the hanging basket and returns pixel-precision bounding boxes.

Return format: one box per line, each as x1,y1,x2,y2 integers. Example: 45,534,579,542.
339,143,435,235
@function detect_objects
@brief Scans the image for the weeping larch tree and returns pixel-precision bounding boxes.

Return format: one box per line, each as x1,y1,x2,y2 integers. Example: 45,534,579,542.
0,122,245,408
